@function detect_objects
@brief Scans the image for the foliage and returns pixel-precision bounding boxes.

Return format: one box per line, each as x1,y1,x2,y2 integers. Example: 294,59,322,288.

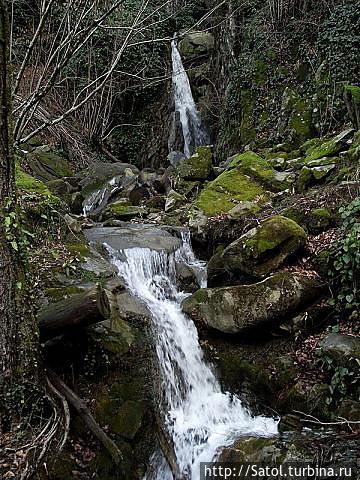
327,197,360,316
320,354,360,405
317,1,360,82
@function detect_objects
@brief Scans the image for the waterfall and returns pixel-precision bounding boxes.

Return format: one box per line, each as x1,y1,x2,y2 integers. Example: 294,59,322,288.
171,40,210,158
106,232,278,479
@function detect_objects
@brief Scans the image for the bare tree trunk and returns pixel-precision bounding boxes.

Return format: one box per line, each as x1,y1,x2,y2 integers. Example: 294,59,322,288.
0,0,18,431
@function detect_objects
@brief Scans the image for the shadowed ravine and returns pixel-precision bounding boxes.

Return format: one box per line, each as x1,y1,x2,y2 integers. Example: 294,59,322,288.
106,232,278,479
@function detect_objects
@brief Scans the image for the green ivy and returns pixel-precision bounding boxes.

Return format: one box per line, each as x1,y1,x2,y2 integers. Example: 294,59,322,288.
327,197,360,317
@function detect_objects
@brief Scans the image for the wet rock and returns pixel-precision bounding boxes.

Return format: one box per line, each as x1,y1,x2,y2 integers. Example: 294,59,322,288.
182,272,324,334
320,333,360,367
219,436,294,463
176,263,200,293
84,224,182,253
207,216,307,287
78,162,139,196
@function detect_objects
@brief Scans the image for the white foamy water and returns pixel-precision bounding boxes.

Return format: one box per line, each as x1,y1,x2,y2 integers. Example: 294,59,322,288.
171,40,210,158
107,232,278,479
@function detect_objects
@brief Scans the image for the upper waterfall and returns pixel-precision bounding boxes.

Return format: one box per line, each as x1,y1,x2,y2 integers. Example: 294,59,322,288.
170,39,210,158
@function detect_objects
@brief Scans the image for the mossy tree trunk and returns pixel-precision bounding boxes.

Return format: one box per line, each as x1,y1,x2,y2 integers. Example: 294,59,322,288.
0,0,38,432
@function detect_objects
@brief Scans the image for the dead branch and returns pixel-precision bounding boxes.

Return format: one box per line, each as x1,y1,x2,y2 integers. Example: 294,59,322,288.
47,370,123,465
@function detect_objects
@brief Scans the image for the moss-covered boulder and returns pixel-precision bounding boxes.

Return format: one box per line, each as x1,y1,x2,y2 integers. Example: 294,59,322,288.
182,272,324,334
26,147,73,182
79,162,139,197
15,164,56,198
175,146,212,181
191,167,266,217
281,206,333,234
219,436,294,463
301,128,354,163
178,31,214,60
228,151,294,191
207,216,307,287
102,200,147,220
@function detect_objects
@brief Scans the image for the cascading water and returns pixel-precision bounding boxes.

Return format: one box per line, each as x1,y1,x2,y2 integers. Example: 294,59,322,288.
171,40,210,158
107,232,278,479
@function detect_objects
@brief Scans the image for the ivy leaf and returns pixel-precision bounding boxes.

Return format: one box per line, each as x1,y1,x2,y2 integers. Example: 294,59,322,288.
11,241,18,251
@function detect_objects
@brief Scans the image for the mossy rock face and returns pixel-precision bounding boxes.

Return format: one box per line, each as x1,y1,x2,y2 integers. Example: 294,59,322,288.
281,207,333,234
102,200,148,220
175,146,212,181
27,148,73,182
278,88,315,144
207,216,307,287
182,272,324,334
192,168,266,217
301,128,354,163
219,437,290,463
296,164,336,192
178,31,214,60
15,164,58,199
164,189,187,212
227,151,294,191
95,380,148,440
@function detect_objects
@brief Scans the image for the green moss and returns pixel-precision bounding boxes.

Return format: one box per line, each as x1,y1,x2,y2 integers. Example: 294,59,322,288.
193,168,265,216
175,146,212,180
344,84,360,104
246,216,307,255
192,288,210,303
45,286,84,302
15,164,56,198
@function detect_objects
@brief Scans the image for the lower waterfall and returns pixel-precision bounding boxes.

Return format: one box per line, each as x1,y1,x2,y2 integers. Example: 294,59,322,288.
106,232,278,479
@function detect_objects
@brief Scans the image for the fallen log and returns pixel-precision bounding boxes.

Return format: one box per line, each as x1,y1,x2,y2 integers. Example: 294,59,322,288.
39,284,110,338
47,370,122,465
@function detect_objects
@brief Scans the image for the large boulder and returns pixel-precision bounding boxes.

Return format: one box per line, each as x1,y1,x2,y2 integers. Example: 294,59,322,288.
207,216,307,287
182,272,324,334
178,31,214,60
175,146,212,181
227,152,295,192
84,224,182,253
191,167,266,217
26,147,73,182
78,162,139,196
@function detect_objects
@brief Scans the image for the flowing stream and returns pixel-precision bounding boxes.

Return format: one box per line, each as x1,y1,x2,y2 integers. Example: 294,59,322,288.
171,40,210,158
106,231,278,479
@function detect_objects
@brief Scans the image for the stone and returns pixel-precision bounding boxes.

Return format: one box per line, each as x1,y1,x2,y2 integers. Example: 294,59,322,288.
207,216,307,287
227,151,294,191
302,128,354,162
103,201,148,220
182,272,324,334
320,333,360,367
175,146,212,181
78,162,139,196
178,31,214,60
84,224,182,253
47,178,76,197
27,147,73,182
228,201,259,219
165,189,187,212
192,168,266,217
